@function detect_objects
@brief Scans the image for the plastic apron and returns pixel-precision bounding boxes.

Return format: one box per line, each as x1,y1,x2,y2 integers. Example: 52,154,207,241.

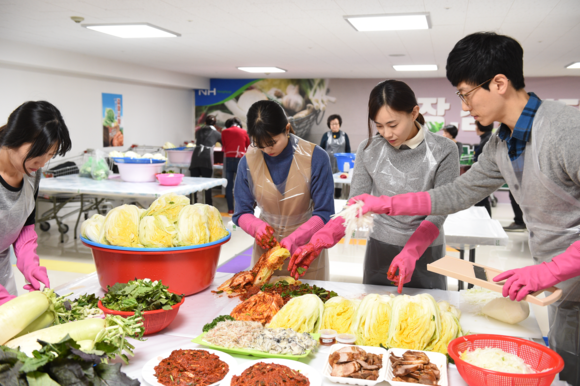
323,131,347,174
0,173,37,295
246,134,329,280
361,125,446,289
497,110,580,384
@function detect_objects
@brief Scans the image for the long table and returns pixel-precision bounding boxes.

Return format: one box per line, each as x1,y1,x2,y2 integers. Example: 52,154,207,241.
38,175,227,242
53,272,560,385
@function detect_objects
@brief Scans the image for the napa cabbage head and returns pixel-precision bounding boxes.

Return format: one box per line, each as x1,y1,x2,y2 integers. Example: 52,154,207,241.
387,294,441,351
142,193,189,223
432,308,462,355
102,205,142,247
174,204,210,246
81,214,105,243
206,205,229,242
267,294,324,333
321,297,360,334
139,215,177,248
351,294,394,347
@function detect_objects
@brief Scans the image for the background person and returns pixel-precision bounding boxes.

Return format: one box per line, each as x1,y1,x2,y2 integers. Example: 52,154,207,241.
441,124,463,159
474,121,495,216
221,118,250,214
233,100,334,280
0,101,72,304
189,115,221,205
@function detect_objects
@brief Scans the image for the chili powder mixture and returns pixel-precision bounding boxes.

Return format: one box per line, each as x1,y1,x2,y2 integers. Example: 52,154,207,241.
231,362,310,385
154,349,228,386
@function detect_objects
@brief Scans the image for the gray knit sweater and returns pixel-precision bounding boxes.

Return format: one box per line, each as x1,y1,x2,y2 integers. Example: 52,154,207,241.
430,101,580,214
350,127,460,246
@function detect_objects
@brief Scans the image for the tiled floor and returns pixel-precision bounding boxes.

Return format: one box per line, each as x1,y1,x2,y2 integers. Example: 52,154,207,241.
18,193,548,336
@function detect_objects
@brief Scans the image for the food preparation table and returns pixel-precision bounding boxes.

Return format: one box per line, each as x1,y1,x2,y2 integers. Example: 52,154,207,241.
53,272,563,385
334,200,509,290
38,175,227,241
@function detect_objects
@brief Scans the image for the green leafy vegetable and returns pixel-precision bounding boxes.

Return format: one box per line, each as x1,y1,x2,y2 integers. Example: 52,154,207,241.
297,267,306,275
54,293,102,324
102,279,183,312
0,336,138,385
202,315,235,333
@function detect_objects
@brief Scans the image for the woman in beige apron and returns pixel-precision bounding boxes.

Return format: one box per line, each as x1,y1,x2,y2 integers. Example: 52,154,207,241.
232,100,335,280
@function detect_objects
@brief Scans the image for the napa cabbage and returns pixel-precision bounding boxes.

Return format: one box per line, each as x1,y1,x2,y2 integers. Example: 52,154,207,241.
321,296,360,334
101,205,142,247
351,294,394,347
139,215,177,248
142,193,189,223
174,204,210,246
81,214,105,243
267,294,324,333
206,205,229,242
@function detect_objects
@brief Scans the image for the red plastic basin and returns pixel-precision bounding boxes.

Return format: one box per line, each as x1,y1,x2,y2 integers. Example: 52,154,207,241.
98,295,185,335
82,234,230,296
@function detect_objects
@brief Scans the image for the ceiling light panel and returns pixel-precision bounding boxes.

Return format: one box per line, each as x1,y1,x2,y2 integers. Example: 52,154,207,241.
393,65,438,71
83,23,180,38
345,13,430,32
566,62,580,69
237,67,286,73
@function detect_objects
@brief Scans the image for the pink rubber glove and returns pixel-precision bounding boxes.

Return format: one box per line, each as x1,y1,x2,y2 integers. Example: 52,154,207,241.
387,220,440,293
348,192,432,216
0,286,16,305
288,217,346,279
280,216,324,255
493,240,580,302
238,214,277,249
14,224,50,291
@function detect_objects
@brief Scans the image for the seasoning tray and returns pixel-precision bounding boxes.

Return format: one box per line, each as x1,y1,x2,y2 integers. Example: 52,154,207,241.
385,348,448,386
141,346,237,386
192,332,320,360
322,344,388,385
220,358,322,386
427,256,562,306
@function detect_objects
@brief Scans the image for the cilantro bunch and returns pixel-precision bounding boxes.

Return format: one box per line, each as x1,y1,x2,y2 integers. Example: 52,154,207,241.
102,278,183,312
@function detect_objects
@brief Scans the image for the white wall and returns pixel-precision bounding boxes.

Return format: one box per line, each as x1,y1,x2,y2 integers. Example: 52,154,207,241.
0,65,196,157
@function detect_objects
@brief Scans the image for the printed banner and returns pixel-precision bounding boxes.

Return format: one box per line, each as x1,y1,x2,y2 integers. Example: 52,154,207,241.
195,79,335,139
102,93,124,147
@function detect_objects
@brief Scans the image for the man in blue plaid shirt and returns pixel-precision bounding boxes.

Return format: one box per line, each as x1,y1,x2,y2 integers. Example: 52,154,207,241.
349,32,580,383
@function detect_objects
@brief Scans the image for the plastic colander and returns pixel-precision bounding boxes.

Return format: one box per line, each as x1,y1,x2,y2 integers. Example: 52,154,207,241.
98,293,185,335
447,334,564,386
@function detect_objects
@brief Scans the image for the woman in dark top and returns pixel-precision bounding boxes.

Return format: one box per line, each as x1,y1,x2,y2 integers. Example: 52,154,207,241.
190,115,221,205
0,101,71,304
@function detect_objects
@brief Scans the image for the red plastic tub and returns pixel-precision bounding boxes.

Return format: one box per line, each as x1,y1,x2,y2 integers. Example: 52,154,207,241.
82,233,230,296
98,295,185,335
448,334,564,386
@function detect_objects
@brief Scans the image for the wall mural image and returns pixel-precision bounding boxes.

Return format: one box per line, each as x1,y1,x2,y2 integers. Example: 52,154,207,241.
195,78,336,138
102,93,124,147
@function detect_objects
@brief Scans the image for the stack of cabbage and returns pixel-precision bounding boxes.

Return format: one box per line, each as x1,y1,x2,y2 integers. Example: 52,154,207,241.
81,193,228,248
271,292,462,355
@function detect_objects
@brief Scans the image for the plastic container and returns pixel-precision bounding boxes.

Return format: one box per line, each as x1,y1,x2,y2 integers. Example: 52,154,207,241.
115,163,164,182
335,153,356,172
166,148,194,164
81,233,231,296
448,334,564,386
386,348,448,386
323,343,388,385
319,329,337,346
156,173,184,186
336,333,356,345
98,293,185,335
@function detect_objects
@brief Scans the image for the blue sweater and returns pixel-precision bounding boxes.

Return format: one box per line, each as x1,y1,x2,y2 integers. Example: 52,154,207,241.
233,140,335,226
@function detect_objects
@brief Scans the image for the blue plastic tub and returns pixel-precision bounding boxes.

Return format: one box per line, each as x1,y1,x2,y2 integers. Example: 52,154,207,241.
334,153,356,172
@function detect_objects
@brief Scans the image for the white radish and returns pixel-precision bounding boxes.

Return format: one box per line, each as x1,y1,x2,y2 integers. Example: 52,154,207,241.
0,291,50,344
6,318,106,355
12,310,55,339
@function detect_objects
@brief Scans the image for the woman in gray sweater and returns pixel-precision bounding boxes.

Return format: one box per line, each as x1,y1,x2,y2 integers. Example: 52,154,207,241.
288,80,459,290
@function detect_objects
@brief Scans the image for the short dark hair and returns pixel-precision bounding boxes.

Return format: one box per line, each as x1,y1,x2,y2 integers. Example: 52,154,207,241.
443,125,458,139
247,101,294,148
0,101,71,176
476,121,494,133
446,32,525,90
327,114,342,128
205,115,217,126
225,117,243,128
366,80,425,149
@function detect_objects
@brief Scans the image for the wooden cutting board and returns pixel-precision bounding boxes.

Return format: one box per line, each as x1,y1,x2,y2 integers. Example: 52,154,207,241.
427,256,562,306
